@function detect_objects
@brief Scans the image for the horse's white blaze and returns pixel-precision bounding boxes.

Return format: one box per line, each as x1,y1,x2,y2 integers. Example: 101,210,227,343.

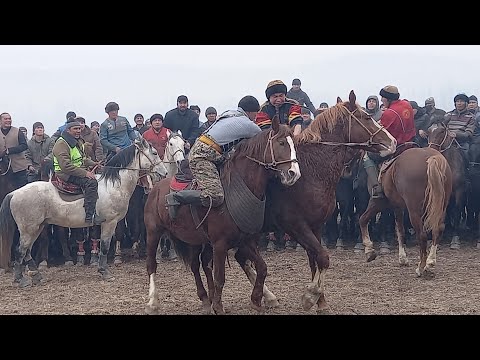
426,244,437,268
286,136,301,182
244,259,277,304
163,133,186,179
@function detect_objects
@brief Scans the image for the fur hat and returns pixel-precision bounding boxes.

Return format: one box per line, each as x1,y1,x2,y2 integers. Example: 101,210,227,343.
265,80,287,99
105,102,119,113
379,85,400,101
454,93,469,103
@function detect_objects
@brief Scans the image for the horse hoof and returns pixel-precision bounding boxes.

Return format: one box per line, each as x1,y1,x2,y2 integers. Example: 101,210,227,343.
64,261,74,267
32,274,46,286
90,255,99,266
316,307,330,315
210,304,226,315
415,267,423,277
366,251,377,262
76,256,84,266
14,277,31,288
250,302,265,313
301,288,321,311
265,298,280,308
144,305,160,315
114,257,123,265
38,261,48,270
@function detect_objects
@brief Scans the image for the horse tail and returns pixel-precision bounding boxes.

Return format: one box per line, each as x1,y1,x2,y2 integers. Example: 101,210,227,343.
0,193,16,270
168,235,193,267
423,154,448,233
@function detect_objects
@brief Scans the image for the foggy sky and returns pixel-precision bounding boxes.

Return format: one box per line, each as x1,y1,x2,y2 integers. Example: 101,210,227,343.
0,45,478,136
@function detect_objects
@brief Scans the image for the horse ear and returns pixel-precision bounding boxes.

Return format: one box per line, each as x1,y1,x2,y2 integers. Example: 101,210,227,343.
178,130,183,138
348,90,357,111
336,97,342,104
272,114,280,134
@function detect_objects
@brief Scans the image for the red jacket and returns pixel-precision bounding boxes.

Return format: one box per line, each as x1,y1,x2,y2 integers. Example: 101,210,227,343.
142,127,168,160
380,99,415,145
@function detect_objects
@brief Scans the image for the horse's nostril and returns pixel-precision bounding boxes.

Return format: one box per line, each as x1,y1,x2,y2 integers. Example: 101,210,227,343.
288,170,296,178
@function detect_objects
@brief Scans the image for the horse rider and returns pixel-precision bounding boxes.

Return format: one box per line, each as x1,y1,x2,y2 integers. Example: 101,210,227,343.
442,93,475,173
100,102,138,162
25,121,53,182
165,95,262,217
255,79,303,135
0,112,31,189
52,117,106,226
363,85,415,199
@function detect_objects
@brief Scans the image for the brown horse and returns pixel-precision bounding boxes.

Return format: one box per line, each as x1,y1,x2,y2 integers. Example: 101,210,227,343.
179,91,397,314
427,123,468,250
144,119,301,315
359,147,452,277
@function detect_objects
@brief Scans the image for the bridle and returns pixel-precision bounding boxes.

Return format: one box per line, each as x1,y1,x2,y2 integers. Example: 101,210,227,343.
428,127,458,153
163,132,186,164
246,129,298,172
102,143,162,175
317,105,385,148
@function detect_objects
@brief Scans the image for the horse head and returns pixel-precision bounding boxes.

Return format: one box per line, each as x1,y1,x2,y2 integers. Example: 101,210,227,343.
134,137,168,189
341,90,396,157
247,119,301,186
427,122,456,152
165,130,186,168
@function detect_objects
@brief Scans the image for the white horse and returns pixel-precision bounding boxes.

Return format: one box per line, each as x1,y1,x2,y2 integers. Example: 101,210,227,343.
0,137,167,286
163,130,186,178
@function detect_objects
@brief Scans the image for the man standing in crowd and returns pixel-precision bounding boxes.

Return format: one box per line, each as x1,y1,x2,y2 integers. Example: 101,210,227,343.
0,112,30,189
164,95,202,150
100,102,137,161
286,78,316,114
25,121,53,182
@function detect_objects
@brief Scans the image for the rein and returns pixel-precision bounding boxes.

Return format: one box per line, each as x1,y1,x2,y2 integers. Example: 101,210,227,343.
102,143,161,173
246,129,298,171
428,129,458,153
0,157,11,176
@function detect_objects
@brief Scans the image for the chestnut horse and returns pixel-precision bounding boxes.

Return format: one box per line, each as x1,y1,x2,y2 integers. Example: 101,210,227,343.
171,91,397,314
144,119,301,315
359,147,452,278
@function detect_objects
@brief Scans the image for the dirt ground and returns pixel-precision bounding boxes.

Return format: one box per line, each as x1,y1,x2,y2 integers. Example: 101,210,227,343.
1,243,480,315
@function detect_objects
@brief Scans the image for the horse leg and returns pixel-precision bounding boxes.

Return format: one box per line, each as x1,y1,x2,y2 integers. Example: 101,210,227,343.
32,226,50,270
89,226,100,266
114,219,125,265
57,226,74,266
13,225,44,288
394,209,409,266
234,243,279,311
449,198,462,250
211,242,228,315
24,246,46,286
359,199,386,262
425,218,445,274
408,210,428,277
144,221,165,315
71,228,85,266
98,222,116,282
200,244,215,307
189,244,211,313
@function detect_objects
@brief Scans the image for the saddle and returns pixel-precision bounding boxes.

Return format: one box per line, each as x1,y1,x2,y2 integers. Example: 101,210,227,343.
51,174,85,202
379,142,419,183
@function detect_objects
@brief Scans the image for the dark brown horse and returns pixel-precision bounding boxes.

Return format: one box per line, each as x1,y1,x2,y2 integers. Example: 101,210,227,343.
144,119,301,315
359,146,452,278
178,91,397,314
428,123,468,250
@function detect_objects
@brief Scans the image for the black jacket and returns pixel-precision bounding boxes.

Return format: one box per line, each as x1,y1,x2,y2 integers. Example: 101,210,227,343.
163,108,201,146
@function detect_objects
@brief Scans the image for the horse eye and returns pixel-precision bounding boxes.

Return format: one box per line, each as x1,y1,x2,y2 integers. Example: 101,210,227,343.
279,140,285,146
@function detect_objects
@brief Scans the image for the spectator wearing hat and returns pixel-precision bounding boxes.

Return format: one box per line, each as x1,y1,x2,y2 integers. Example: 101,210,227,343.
199,106,217,133
0,112,30,189
142,114,169,159
286,78,316,114
76,117,104,164
100,101,137,161
255,80,303,135
46,111,78,162
25,121,53,182
423,97,446,134
190,105,201,117
443,93,475,165
163,95,202,150
467,95,480,139
132,113,149,135
364,96,382,121
90,121,100,136
363,85,415,199
409,101,430,148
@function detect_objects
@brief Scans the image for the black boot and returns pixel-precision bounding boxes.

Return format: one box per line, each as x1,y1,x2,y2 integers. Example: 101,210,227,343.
365,165,385,199
165,190,203,220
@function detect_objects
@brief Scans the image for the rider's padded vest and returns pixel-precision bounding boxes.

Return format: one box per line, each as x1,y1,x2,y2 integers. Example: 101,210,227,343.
53,137,83,171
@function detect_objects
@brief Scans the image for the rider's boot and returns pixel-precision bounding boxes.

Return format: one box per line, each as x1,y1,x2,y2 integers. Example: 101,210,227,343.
165,190,203,220
365,165,385,199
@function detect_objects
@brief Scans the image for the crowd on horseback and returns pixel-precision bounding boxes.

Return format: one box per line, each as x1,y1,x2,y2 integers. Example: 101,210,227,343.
0,76,477,314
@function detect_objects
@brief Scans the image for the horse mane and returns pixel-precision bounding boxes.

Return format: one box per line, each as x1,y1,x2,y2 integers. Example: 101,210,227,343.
220,126,288,186
296,102,359,144
100,145,136,185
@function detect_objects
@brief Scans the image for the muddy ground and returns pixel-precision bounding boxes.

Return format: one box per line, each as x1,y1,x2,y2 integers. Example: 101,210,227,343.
1,243,479,315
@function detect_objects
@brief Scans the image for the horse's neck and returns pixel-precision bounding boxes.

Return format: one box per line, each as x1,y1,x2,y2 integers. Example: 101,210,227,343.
117,167,141,194
298,141,346,185
444,146,465,173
